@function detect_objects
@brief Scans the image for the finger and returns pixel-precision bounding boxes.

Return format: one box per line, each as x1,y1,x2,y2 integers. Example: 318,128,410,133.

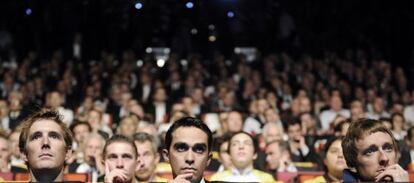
175,173,193,180
105,161,109,175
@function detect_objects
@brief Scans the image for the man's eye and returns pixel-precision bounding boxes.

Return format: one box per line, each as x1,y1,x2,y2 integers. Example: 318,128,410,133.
363,147,377,156
383,144,394,152
175,144,189,152
31,134,41,140
50,134,60,139
193,145,206,154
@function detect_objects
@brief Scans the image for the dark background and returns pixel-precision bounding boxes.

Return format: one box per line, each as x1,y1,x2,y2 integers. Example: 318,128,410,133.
0,0,413,69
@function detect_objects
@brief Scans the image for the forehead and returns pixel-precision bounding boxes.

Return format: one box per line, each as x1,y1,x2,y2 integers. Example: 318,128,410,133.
74,124,89,131
135,141,152,150
171,127,208,145
356,132,393,150
106,142,135,156
29,120,63,134
231,133,252,143
0,138,8,147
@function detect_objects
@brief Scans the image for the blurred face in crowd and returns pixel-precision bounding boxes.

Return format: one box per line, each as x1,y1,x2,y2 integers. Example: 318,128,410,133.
256,99,269,114
287,123,302,142
0,100,9,117
153,88,167,102
119,117,138,138
84,136,104,166
227,112,243,133
299,97,312,113
0,137,11,169
355,132,398,181
47,92,62,108
373,98,385,113
73,124,90,144
264,109,280,123
22,120,71,172
229,133,256,170
351,100,365,120
324,139,347,179
87,110,102,130
9,131,20,158
391,114,404,131
135,140,159,181
163,127,211,182
265,142,282,170
330,96,343,112
263,125,283,143
218,141,232,170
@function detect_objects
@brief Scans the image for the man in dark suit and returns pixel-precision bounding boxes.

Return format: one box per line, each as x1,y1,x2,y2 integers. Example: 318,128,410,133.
163,117,212,183
399,127,414,169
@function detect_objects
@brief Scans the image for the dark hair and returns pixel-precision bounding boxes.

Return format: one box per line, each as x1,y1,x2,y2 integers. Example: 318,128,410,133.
103,135,138,158
286,120,301,130
69,120,92,134
228,131,258,154
334,119,351,133
19,109,73,154
406,127,414,141
165,117,213,152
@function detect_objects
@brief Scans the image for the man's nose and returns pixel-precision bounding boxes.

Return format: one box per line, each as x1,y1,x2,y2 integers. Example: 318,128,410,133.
184,150,195,165
378,149,389,166
116,158,124,168
41,136,50,145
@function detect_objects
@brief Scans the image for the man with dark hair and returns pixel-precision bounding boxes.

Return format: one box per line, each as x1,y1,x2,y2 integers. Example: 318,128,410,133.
18,109,73,182
133,132,167,182
286,121,317,162
163,117,212,183
103,134,139,183
342,118,408,181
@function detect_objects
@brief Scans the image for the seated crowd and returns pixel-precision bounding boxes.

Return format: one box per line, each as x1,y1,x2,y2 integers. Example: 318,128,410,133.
0,49,413,182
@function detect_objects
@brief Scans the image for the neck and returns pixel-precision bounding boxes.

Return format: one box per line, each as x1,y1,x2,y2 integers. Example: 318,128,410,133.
30,168,64,182
234,165,253,175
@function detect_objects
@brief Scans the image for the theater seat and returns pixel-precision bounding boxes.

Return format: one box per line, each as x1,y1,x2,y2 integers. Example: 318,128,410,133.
0,172,13,181
14,173,89,182
64,173,89,182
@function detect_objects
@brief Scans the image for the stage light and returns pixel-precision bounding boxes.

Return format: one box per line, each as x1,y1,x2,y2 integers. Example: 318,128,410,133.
227,11,234,18
190,28,198,35
157,59,166,68
208,35,216,42
136,59,143,67
26,8,32,16
135,2,143,10
186,2,194,9
208,24,215,30
145,47,152,53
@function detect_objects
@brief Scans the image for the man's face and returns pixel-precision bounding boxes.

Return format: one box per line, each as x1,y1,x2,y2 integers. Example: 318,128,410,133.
119,118,137,138
218,141,232,170
22,120,70,171
265,142,282,170
73,124,90,143
84,138,104,166
164,127,211,182
355,132,397,181
227,112,243,133
264,127,282,143
0,138,11,166
9,132,20,157
104,142,138,183
229,133,256,169
135,141,159,181
287,124,302,141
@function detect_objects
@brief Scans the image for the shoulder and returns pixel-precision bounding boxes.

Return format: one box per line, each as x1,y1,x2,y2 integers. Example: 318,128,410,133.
252,169,276,182
209,170,232,181
303,176,326,183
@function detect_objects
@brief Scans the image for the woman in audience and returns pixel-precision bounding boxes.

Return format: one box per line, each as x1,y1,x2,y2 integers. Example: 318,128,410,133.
305,137,347,183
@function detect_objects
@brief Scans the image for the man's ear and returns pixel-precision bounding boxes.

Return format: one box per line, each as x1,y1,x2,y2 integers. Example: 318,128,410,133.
65,147,73,162
207,152,212,166
253,152,258,160
21,151,28,162
155,152,160,164
162,149,169,163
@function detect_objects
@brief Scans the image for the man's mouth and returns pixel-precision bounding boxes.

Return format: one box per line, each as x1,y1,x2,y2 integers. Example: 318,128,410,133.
39,153,53,158
182,167,196,173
